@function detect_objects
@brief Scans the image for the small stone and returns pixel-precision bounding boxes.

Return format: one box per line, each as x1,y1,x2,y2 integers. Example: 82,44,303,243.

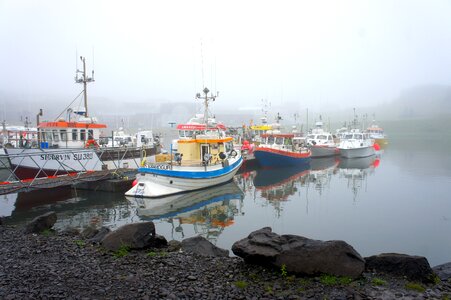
187,275,197,281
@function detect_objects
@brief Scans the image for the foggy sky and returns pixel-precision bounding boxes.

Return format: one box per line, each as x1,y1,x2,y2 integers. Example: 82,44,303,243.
1,0,451,115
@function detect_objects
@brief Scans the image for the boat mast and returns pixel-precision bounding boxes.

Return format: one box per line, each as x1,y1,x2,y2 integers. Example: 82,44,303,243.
75,56,95,117
196,87,217,128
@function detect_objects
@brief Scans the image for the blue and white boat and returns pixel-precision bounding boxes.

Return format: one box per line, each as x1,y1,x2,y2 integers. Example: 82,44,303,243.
125,88,243,198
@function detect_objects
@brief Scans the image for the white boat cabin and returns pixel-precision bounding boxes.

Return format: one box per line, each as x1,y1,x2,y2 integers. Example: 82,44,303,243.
38,117,106,149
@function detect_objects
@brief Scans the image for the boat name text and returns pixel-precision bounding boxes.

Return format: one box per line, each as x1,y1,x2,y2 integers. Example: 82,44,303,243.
40,153,94,161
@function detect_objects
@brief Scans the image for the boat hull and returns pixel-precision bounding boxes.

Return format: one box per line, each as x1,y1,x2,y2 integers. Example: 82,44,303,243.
4,146,158,180
254,147,310,168
338,146,375,158
309,145,339,158
125,156,243,198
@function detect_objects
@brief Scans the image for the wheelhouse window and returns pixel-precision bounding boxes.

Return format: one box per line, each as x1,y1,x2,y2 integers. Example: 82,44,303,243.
72,129,78,141
88,130,94,140
44,130,52,142
80,129,86,141
275,137,284,145
60,130,67,141
52,130,60,142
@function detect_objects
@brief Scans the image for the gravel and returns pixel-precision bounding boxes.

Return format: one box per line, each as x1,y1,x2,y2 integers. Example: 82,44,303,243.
1,225,450,299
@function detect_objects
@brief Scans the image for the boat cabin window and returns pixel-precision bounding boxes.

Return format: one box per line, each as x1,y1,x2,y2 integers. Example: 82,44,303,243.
317,135,327,140
225,142,233,153
60,130,67,142
43,130,52,142
72,129,78,141
354,134,363,140
307,134,315,139
185,131,193,138
88,130,94,140
328,135,333,141
80,129,86,141
345,134,353,139
52,130,60,142
267,136,275,145
284,138,292,145
275,137,284,145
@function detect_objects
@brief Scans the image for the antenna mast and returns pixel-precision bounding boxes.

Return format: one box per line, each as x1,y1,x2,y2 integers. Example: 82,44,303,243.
196,87,218,127
75,56,95,117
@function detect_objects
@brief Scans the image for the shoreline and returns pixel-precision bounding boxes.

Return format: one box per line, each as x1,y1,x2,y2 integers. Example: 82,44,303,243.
1,224,450,299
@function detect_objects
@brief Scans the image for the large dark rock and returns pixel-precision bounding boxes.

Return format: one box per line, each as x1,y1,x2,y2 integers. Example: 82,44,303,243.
365,253,435,283
87,227,111,244
101,222,156,251
181,236,229,257
433,262,451,281
24,212,57,234
232,227,365,278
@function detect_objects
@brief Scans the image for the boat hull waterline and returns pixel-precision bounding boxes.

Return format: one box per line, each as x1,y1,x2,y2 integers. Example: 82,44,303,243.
254,147,311,168
125,156,243,198
339,146,375,159
309,145,339,158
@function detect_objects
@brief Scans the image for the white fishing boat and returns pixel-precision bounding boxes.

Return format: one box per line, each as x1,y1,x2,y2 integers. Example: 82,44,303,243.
125,87,243,198
366,120,388,146
305,121,339,158
337,129,375,158
3,57,159,180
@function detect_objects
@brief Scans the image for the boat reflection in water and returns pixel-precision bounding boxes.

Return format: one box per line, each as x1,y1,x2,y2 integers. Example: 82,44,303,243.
306,157,340,194
2,187,132,230
127,181,244,243
338,155,380,200
250,165,310,216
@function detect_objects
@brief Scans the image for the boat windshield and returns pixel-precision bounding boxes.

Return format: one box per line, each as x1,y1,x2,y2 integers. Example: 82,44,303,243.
344,134,353,139
354,134,363,139
267,136,275,144
275,137,284,145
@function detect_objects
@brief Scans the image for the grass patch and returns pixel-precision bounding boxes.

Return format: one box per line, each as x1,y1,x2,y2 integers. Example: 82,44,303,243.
405,282,426,293
280,264,288,278
371,277,387,286
319,274,353,286
146,251,167,258
41,229,54,236
74,240,85,247
233,281,248,289
113,244,130,258
265,285,273,294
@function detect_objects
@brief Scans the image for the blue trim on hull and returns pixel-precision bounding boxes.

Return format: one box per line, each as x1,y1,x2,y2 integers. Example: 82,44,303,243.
138,156,243,179
254,150,310,167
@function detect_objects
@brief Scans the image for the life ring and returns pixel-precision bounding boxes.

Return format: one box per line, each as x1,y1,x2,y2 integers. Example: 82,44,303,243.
85,139,99,149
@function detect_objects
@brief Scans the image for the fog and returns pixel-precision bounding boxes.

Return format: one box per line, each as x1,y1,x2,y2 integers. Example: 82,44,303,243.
1,0,451,127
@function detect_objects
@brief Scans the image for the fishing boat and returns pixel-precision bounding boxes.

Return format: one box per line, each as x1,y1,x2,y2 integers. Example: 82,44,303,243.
366,120,388,146
337,129,375,158
3,57,159,180
305,121,339,158
253,133,311,168
125,87,243,198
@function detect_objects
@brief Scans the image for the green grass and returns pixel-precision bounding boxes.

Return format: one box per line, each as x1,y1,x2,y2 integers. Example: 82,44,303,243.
405,282,426,293
233,281,248,289
371,278,387,286
40,229,54,236
113,244,130,258
280,264,288,278
74,240,85,247
319,274,353,286
146,251,168,258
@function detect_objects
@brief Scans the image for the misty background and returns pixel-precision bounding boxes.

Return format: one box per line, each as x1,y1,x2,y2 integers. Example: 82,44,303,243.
1,0,451,137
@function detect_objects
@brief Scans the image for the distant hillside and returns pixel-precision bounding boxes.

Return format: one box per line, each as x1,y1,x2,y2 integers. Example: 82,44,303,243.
389,85,451,119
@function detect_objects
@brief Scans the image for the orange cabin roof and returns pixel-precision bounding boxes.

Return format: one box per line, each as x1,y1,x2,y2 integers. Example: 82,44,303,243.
38,121,107,129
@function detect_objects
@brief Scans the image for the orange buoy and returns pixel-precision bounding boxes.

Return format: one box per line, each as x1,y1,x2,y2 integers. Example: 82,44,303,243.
132,179,138,187
373,143,380,151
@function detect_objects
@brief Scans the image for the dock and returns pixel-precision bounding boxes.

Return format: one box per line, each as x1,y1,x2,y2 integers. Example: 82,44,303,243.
0,168,135,195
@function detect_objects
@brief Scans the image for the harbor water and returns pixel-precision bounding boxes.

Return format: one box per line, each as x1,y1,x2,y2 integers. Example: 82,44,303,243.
1,138,451,267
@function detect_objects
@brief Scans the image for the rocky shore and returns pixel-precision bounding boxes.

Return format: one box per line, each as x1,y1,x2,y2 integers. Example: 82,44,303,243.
1,215,451,299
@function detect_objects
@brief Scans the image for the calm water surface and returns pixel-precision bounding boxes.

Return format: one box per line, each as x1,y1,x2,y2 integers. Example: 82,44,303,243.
1,141,451,266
